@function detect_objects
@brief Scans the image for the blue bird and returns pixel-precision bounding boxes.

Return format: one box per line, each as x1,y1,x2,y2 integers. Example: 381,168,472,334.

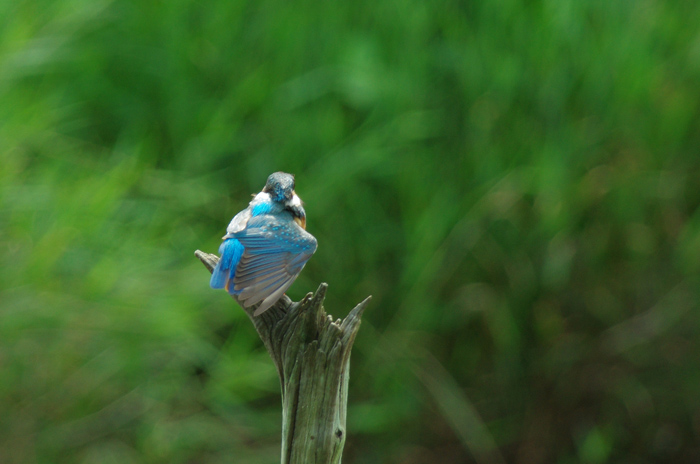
210,172,317,316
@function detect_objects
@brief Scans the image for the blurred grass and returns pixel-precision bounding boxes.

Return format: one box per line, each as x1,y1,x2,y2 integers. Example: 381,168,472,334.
2,0,700,462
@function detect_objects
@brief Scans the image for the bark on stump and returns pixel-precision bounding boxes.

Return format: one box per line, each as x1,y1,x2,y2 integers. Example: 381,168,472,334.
195,250,370,464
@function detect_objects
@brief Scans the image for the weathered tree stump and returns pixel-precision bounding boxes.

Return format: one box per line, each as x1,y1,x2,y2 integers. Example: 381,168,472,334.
195,250,370,464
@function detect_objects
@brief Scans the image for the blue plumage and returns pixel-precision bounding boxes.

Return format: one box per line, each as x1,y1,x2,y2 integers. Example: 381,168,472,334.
210,172,317,316
210,238,244,292
251,201,272,217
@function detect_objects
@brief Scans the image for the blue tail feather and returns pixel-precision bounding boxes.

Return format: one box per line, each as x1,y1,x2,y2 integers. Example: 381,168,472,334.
210,238,245,291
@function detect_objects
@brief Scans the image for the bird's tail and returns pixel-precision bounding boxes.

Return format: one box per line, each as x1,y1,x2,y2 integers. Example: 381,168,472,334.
210,238,244,291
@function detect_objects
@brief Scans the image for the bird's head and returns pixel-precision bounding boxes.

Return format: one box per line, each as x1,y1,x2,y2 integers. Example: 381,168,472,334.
263,172,295,202
263,172,307,229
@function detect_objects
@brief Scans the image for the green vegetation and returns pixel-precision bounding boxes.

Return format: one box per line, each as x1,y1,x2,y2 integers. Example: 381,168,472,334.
2,0,700,462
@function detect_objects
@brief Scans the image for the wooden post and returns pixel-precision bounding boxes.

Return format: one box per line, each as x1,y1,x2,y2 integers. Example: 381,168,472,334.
195,250,370,464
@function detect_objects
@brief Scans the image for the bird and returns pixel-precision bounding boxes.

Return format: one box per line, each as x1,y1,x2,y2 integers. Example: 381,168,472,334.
210,172,317,316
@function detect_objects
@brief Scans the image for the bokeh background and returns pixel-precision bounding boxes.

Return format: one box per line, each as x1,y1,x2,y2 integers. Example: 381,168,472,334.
2,0,700,463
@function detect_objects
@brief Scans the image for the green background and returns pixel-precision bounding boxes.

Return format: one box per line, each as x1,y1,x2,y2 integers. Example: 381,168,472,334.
2,0,700,462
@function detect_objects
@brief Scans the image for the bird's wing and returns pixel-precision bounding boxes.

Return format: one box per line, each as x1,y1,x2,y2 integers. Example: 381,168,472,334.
232,214,317,315
225,207,253,236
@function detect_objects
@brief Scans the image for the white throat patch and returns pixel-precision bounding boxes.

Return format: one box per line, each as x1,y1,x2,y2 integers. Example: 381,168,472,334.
288,193,302,207
254,191,271,202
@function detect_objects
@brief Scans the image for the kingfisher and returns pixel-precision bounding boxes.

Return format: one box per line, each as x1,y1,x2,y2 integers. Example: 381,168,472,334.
210,172,317,316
